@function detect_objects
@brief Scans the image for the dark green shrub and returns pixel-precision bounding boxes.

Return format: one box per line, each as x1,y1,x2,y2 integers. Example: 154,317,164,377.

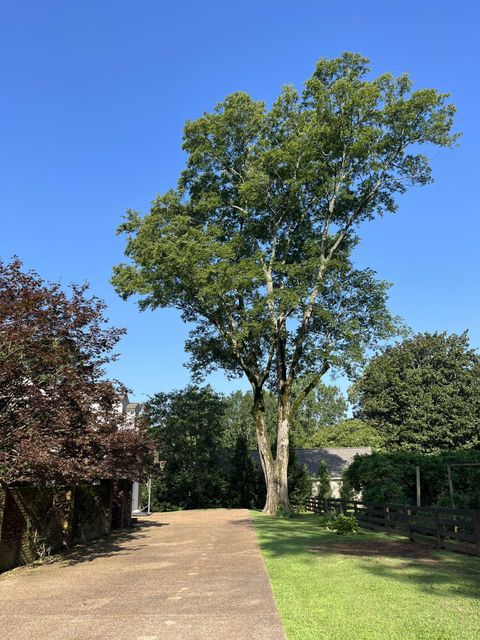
147,386,229,511
344,450,480,508
339,475,356,501
228,434,263,508
318,513,359,535
333,515,360,535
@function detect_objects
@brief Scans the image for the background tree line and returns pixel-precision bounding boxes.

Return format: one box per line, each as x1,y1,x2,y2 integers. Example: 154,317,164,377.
221,330,480,454
145,385,323,513
146,330,480,512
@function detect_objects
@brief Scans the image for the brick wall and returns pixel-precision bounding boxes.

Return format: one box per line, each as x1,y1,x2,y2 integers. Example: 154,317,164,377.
0,486,31,571
0,480,133,573
111,480,133,529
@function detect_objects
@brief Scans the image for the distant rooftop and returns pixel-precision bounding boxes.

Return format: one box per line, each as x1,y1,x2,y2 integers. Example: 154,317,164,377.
250,447,371,478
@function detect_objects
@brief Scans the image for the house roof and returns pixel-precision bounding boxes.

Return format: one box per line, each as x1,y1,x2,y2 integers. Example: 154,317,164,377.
250,447,371,478
295,448,371,478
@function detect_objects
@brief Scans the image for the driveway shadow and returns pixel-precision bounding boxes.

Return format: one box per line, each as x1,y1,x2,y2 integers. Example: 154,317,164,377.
57,520,170,567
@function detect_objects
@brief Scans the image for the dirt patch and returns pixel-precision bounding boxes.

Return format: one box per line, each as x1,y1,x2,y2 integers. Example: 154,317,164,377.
310,537,438,562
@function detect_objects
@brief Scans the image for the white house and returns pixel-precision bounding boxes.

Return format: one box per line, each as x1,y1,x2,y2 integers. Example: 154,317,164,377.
116,396,144,513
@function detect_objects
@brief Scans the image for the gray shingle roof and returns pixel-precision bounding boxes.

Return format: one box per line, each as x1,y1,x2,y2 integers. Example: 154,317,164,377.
250,447,371,478
295,448,371,477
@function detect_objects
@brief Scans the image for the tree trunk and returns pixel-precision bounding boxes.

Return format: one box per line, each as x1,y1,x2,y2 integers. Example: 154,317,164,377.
252,388,291,516
262,458,290,515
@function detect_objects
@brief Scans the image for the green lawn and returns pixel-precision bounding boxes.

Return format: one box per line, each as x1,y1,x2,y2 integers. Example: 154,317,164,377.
252,512,480,640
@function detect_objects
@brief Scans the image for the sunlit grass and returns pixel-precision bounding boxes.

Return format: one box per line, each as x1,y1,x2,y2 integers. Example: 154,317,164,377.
252,512,480,640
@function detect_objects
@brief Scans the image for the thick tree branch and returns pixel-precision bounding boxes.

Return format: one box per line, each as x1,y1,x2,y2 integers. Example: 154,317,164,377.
289,361,330,419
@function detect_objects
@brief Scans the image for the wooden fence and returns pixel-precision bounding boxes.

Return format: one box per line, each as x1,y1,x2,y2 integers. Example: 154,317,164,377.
306,497,480,556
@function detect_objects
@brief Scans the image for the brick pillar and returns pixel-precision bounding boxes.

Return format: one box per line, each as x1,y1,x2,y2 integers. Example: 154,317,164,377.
55,487,76,549
123,481,133,528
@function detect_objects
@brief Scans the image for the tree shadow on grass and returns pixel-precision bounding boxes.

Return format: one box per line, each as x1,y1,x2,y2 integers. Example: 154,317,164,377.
254,513,480,600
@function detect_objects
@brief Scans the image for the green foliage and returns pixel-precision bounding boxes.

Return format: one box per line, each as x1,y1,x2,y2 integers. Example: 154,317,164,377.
221,390,277,448
344,450,480,508
227,434,263,508
309,418,385,448
288,450,313,512
318,513,360,535
333,515,360,535
112,53,455,385
315,460,332,500
290,380,348,446
352,332,480,452
339,475,356,502
146,386,270,511
113,53,456,510
142,477,183,513
146,386,228,510
221,383,348,449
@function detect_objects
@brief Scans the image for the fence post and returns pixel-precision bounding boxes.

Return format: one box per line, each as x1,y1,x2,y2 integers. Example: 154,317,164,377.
434,508,442,549
405,506,412,542
367,504,373,530
384,505,391,534
473,510,480,556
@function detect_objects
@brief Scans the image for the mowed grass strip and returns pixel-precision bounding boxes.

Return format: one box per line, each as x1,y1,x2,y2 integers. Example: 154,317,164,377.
252,512,480,640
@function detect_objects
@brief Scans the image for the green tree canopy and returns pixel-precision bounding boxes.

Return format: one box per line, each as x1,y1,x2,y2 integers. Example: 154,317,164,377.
291,379,348,446
351,332,480,452
221,382,348,448
344,450,480,508
315,460,332,501
220,389,277,449
309,418,385,448
227,434,263,509
113,53,457,514
146,385,227,510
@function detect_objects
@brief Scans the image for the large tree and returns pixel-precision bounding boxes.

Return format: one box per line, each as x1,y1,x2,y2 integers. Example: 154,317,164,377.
112,53,456,514
0,258,149,485
351,332,480,452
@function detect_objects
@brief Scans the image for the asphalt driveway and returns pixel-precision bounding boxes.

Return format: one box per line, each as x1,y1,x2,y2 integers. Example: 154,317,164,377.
0,509,285,640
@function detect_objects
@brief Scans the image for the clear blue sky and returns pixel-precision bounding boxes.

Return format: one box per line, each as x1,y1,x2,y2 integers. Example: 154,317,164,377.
1,1,479,401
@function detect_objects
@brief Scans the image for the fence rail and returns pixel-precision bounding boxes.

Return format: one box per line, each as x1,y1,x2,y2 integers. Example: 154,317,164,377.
305,497,480,556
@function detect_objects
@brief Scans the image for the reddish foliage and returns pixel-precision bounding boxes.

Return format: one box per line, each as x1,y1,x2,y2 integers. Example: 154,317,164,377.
0,258,151,485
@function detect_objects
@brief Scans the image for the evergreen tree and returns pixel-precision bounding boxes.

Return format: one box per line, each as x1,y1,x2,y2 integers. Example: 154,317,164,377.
288,449,313,512
228,434,261,508
315,460,332,501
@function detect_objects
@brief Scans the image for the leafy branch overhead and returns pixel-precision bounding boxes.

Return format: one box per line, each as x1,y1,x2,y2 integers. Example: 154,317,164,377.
113,53,456,398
